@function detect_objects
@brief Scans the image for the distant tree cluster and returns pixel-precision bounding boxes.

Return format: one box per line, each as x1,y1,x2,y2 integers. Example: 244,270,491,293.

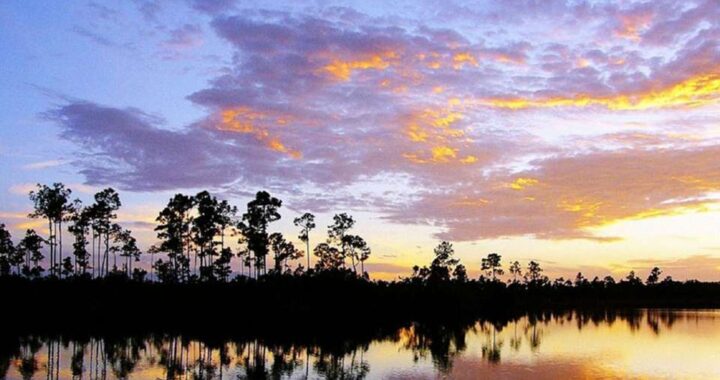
0,183,373,283
408,241,675,288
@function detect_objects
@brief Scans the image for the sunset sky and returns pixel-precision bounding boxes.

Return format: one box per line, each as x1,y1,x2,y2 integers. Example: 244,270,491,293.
1,0,719,281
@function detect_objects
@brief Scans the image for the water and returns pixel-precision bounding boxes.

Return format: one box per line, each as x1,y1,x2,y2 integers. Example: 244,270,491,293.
2,309,719,379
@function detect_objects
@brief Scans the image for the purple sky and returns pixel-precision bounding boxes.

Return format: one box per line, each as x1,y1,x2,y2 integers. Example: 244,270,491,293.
1,0,719,280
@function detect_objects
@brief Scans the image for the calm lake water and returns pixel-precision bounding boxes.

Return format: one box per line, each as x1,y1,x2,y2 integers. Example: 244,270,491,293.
3,309,719,379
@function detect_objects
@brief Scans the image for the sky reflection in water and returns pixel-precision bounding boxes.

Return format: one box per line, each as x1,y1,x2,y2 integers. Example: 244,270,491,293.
2,309,719,379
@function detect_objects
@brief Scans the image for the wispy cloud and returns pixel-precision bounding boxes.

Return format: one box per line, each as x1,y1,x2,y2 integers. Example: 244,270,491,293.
22,159,68,170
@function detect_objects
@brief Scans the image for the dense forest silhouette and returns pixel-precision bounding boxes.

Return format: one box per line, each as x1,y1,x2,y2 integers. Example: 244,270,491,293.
1,183,372,282
1,183,720,329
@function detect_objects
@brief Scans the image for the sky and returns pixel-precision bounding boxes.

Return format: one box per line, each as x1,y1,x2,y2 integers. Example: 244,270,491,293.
0,0,719,281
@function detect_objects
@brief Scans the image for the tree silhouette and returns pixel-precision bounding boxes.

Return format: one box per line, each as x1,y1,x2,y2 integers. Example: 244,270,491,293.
114,228,141,277
269,232,301,273
293,213,316,271
68,200,90,276
327,213,355,270
509,261,522,283
452,264,468,282
192,191,221,280
90,188,121,277
10,236,27,276
213,246,234,281
17,230,46,278
28,183,72,277
217,199,237,260
481,253,503,281
344,234,371,277
429,241,460,282
61,256,74,277
314,243,342,271
625,270,642,286
574,272,587,287
154,194,194,283
214,197,237,282
524,261,544,285
0,224,14,276
646,267,662,285
238,191,282,277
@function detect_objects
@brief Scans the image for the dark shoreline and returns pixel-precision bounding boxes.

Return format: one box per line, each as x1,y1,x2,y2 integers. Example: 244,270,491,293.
4,274,720,337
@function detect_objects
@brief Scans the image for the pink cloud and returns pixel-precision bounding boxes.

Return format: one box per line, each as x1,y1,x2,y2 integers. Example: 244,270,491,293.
387,144,720,241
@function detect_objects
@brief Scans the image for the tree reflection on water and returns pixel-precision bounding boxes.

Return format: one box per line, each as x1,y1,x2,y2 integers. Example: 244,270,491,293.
0,309,710,380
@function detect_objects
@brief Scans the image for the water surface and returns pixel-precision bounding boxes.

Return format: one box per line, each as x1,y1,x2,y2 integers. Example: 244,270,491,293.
3,309,719,379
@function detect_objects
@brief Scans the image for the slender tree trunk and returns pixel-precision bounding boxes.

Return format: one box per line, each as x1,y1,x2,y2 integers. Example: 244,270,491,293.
99,234,104,277
98,231,102,277
48,338,54,380
55,339,60,380
96,232,101,277
151,251,154,282
91,232,95,277
48,219,54,277
306,234,310,271
58,220,63,278
73,238,77,275
104,232,109,275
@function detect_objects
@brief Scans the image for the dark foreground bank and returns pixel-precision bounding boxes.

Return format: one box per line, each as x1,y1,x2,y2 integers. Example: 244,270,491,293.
3,272,720,336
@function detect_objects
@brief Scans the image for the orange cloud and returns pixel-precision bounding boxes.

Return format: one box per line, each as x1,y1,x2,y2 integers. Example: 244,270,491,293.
320,52,397,81
478,69,720,110
267,138,301,159
460,155,478,164
484,52,526,65
576,58,591,68
431,145,457,161
219,107,301,158
452,52,478,69
404,108,464,142
401,108,479,165
509,177,539,190
427,61,442,69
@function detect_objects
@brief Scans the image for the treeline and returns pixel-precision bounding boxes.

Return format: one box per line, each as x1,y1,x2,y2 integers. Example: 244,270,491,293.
407,241,673,287
0,183,715,293
0,183,371,282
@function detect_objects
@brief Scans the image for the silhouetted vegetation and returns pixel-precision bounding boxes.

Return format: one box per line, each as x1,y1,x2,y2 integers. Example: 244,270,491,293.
1,182,720,329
